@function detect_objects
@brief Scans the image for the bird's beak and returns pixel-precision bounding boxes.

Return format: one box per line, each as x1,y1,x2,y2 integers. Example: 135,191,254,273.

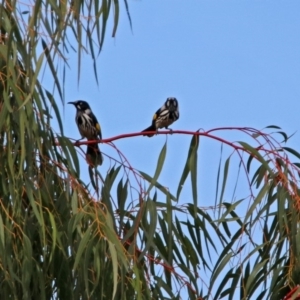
68,101,76,105
169,105,176,112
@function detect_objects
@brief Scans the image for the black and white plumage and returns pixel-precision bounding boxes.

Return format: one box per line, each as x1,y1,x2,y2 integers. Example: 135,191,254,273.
68,100,103,166
142,97,179,137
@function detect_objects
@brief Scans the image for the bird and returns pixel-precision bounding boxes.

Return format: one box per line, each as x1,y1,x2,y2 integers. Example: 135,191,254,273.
142,97,179,137
68,100,103,167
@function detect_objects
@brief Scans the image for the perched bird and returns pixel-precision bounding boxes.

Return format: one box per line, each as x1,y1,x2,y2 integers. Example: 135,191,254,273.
142,97,179,137
68,100,103,167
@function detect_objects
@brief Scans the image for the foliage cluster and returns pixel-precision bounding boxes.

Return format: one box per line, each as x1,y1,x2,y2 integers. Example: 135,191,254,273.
1,1,300,299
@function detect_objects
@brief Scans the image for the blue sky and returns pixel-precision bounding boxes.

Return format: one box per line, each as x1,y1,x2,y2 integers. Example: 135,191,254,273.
68,0,300,131
63,0,300,195
59,1,300,296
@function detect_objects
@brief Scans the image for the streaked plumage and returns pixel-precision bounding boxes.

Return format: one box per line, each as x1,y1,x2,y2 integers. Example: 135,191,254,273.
68,100,103,167
142,97,179,137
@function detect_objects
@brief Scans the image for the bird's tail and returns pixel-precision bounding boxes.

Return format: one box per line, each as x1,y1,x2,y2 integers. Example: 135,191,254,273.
142,125,156,137
86,143,103,167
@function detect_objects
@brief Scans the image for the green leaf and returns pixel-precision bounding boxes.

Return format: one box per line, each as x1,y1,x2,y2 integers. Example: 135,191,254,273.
177,134,200,203
108,241,118,299
210,252,232,291
41,39,63,100
73,226,93,270
112,0,119,38
146,142,167,194
21,52,44,107
277,131,288,142
245,260,269,293
265,125,281,129
244,183,270,224
189,134,199,210
282,147,300,160
218,156,230,210
139,170,177,201
48,211,57,264
239,141,273,174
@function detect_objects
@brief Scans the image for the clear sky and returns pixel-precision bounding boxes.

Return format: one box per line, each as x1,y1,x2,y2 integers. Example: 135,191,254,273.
62,0,300,197
66,0,300,132
59,1,300,296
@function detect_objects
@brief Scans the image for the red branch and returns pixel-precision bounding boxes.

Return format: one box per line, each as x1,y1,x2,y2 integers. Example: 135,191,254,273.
70,128,266,149
69,128,282,161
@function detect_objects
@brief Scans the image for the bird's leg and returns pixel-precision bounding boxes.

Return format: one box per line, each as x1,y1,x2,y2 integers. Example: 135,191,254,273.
165,127,173,134
75,137,84,145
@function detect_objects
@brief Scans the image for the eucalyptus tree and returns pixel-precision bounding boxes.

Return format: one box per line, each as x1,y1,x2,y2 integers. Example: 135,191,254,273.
0,1,299,299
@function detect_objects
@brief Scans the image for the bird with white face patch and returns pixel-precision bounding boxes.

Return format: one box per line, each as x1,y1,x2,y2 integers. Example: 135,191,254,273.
68,100,103,167
142,97,180,137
